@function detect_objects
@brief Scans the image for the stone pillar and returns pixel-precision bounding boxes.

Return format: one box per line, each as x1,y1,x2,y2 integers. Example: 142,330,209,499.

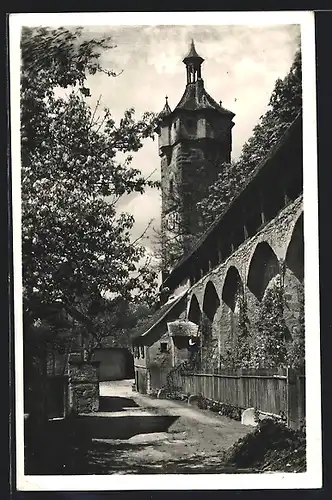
68,361,100,414
170,336,176,368
146,370,151,394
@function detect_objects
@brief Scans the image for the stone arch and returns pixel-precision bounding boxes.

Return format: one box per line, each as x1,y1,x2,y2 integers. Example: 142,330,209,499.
285,212,304,283
220,266,244,354
283,212,304,336
247,242,280,301
222,266,243,312
203,281,220,322
201,281,220,344
187,294,201,325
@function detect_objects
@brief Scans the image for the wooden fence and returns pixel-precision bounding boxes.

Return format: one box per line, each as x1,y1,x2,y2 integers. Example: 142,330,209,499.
170,367,305,430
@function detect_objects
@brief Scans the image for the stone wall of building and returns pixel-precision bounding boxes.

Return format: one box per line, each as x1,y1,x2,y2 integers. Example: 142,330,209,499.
147,332,173,390
134,367,148,394
68,361,100,414
161,138,227,264
135,306,191,393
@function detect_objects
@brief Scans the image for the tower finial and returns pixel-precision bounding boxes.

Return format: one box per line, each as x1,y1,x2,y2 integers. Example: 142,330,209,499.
183,39,204,84
158,95,171,119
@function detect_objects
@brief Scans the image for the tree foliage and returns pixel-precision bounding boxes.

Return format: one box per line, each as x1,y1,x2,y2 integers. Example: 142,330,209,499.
152,225,185,274
218,277,304,371
21,26,159,345
197,49,302,230
248,276,289,369
221,293,252,370
286,285,305,369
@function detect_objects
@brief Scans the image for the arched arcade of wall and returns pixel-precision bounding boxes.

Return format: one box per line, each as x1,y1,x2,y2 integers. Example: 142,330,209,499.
283,213,304,336
220,266,244,355
187,294,202,326
202,281,220,343
246,241,281,330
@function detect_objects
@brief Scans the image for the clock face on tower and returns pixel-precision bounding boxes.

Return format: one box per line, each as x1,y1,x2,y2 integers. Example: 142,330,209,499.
165,210,180,232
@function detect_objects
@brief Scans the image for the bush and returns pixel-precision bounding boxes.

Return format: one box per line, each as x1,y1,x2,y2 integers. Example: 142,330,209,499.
197,395,242,421
225,418,306,471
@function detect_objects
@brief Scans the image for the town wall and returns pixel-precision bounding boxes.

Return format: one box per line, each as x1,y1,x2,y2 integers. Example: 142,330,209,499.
185,196,303,362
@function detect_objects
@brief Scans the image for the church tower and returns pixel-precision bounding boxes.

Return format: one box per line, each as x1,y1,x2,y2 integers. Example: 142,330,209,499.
156,40,235,277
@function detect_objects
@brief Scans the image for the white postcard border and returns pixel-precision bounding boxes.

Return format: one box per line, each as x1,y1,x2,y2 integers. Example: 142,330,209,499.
9,10,321,491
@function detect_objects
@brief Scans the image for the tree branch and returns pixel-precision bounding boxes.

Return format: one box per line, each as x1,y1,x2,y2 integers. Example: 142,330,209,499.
131,218,154,246
89,94,102,129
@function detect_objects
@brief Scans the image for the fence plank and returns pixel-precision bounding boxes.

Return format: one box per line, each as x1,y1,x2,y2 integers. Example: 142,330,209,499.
178,368,305,429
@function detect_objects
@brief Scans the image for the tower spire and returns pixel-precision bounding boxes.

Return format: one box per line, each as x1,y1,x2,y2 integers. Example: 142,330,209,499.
158,95,172,119
183,39,204,84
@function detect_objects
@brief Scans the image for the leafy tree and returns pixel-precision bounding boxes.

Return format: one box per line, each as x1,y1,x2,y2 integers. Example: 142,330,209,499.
233,294,251,368
80,295,156,359
21,26,159,355
218,292,251,370
198,49,302,230
197,161,239,230
152,225,186,273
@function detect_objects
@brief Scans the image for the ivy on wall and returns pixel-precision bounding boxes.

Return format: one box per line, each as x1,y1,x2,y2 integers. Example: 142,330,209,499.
234,294,252,368
286,285,305,369
250,276,288,369
219,292,251,369
218,275,304,370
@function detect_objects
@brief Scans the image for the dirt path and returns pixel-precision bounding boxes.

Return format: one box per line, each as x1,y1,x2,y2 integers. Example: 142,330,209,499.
75,379,252,474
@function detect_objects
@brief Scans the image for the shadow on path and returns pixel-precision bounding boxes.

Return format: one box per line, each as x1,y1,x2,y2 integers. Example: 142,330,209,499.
65,440,257,475
75,414,179,440
25,394,180,474
98,395,139,412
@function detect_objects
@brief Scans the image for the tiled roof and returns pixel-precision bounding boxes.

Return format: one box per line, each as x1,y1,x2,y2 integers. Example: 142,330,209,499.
131,291,187,342
158,98,172,119
183,39,204,64
175,79,234,117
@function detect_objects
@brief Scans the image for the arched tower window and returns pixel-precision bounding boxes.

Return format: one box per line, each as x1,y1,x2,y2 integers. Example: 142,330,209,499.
247,242,280,301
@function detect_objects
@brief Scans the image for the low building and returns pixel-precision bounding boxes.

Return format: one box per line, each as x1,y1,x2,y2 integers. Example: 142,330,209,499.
132,291,191,393
92,347,134,381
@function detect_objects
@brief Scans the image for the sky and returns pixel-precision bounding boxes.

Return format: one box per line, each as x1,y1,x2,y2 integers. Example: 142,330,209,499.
63,24,301,257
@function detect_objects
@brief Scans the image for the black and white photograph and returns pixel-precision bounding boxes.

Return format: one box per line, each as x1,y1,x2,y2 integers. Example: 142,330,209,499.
10,11,321,491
